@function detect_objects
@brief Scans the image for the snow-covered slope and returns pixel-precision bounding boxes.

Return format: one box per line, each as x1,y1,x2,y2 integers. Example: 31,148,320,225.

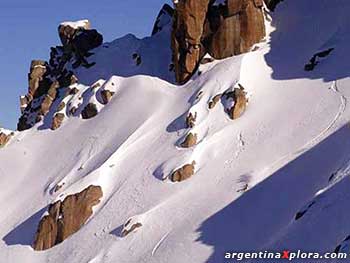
1,1,350,262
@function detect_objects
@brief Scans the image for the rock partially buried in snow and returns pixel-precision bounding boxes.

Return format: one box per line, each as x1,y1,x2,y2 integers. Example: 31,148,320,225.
208,94,222,109
0,132,13,147
121,217,143,237
180,133,197,148
186,112,197,128
100,90,115,105
228,87,248,120
171,161,196,182
81,103,98,119
33,185,103,251
51,113,65,130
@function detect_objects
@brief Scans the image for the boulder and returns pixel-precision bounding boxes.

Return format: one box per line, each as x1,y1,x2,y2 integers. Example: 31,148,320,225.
228,87,247,120
180,133,197,148
33,185,103,251
81,103,98,119
171,161,196,182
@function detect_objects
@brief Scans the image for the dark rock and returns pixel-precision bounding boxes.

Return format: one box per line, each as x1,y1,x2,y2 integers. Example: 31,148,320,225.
152,4,174,36
81,103,98,119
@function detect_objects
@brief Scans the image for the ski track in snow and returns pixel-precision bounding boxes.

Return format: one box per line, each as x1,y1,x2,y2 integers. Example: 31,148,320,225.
151,231,171,256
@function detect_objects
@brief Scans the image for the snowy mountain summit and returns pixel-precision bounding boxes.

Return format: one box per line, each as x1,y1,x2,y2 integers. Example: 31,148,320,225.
1,0,350,262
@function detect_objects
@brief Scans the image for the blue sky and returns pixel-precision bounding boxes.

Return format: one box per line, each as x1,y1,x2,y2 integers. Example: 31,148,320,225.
0,0,171,129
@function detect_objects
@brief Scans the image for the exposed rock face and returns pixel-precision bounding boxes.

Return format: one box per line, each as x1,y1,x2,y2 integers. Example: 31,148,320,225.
181,133,197,148
171,161,196,182
228,87,248,119
17,20,103,131
172,0,211,84
33,185,103,251
172,0,266,84
152,4,174,35
100,90,115,105
81,103,98,119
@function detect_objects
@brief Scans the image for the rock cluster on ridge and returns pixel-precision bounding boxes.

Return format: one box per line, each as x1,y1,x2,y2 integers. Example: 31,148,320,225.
17,20,103,131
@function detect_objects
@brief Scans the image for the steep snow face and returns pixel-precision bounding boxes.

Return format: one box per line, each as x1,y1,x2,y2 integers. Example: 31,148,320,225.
1,1,350,263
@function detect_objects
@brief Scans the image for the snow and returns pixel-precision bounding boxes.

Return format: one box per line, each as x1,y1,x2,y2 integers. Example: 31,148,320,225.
60,19,90,29
1,0,350,262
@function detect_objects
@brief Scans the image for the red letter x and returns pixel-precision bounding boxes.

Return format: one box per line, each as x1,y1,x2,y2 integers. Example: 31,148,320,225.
282,251,290,259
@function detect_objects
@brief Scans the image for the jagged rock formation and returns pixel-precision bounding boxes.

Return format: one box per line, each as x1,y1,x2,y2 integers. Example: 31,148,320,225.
18,20,103,131
33,185,103,251
172,0,266,84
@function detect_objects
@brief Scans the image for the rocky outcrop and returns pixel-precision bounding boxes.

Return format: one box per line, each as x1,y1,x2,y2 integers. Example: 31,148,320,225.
33,185,103,251
81,103,98,119
171,161,196,182
17,20,103,131
172,0,266,84
172,0,211,84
